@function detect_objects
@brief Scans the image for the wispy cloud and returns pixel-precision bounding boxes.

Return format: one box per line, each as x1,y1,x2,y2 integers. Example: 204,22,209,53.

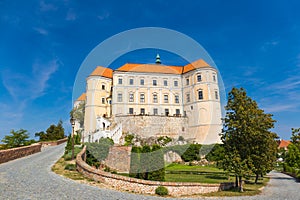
260,73,300,113
97,11,110,20
66,9,76,21
39,1,57,12
2,58,59,102
33,27,48,35
261,40,279,51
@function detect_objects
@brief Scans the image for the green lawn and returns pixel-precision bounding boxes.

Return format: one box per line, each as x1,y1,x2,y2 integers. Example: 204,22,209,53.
165,163,233,183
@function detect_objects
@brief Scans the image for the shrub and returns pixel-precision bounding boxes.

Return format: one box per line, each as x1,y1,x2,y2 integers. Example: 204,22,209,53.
155,186,168,196
65,164,76,171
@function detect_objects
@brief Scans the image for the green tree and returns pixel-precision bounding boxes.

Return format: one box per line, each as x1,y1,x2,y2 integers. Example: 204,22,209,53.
70,102,85,128
35,120,65,141
221,87,278,191
291,128,300,149
124,134,134,146
181,144,202,162
285,143,300,168
1,129,30,148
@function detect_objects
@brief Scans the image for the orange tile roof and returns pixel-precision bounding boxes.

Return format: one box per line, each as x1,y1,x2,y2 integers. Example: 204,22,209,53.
89,59,213,77
76,93,86,101
117,63,183,74
116,59,212,74
278,140,291,149
183,59,212,73
90,66,113,78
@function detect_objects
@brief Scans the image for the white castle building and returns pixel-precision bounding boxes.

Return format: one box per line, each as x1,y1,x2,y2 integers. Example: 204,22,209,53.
74,55,222,144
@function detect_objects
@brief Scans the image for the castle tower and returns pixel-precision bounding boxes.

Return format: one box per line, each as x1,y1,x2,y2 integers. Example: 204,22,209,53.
182,60,222,144
84,66,113,133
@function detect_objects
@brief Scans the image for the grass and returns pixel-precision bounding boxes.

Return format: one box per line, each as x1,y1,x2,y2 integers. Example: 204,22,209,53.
165,163,233,184
201,176,270,197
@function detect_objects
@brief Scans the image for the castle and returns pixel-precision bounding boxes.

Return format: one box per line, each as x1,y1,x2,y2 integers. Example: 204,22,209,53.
74,55,222,144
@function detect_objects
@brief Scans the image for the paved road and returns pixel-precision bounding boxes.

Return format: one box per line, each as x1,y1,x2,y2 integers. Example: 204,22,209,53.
0,144,299,200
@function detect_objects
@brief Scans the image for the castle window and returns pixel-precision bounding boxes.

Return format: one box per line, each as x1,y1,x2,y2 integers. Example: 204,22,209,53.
186,93,190,103
215,91,219,99
198,90,203,100
117,93,122,102
129,78,134,85
213,75,216,82
153,79,157,86
197,75,202,82
118,78,123,85
174,80,178,87
102,84,105,90
164,94,169,103
140,108,145,115
140,93,145,103
186,78,189,85
153,93,158,103
129,108,134,114
164,80,168,86
101,97,105,104
175,95,179,103
129,93,134,102
140,79,144,85
176,109,180,115
153,108,158,115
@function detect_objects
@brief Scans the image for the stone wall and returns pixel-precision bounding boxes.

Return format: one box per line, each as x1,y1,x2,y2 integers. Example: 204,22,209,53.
114,115,188,139
0,143,42,164
40,138,68,148
76,146,234,197
104,146,132,173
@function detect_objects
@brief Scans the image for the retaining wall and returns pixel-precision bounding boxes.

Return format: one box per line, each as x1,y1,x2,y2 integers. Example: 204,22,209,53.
76,146,234,197
0,143,42,164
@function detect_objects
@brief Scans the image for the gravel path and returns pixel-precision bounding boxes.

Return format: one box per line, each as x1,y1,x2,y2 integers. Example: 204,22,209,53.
0,144,299,200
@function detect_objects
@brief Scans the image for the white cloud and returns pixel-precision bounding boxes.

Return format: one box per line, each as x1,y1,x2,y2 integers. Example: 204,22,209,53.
2,58,59,102
33,27,48,35
97,11,110,20
39,1,57,11
261,40,279,51
66,9,76,21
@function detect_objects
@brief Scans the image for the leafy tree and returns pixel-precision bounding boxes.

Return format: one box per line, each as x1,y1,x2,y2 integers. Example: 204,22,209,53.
1,129,30,148
181,144,202,162
70,102,85,128
291,128,300,149
35,120,65,141
221,87,278,191
285,143,300,168
129,146,142,178
205,144,225,164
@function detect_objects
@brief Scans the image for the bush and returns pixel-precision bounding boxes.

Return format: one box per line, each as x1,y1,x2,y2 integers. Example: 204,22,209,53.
155,186,168,196
65,164,76,171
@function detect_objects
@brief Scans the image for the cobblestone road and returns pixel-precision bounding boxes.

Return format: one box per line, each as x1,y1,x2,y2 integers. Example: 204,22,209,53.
0,144,299,200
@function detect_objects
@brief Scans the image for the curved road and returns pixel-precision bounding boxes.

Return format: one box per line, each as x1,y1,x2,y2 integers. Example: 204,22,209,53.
0,144,299,200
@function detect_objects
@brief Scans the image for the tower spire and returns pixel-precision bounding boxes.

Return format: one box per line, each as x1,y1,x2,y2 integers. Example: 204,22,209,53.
155,54,161,64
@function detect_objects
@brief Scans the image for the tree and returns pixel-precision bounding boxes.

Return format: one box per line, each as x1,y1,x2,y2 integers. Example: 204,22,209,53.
70,102,85,128
221,87,278,191
1,129,30,148
148,144,165,181
291,128,300,149
35,120,65,141
285,143,300,168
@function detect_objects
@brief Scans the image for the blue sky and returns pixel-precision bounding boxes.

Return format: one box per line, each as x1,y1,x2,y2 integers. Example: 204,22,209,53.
1,0,300,140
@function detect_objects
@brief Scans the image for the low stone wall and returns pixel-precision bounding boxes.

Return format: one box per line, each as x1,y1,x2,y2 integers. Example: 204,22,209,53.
0,143,42,164
76,146,234,197
104,146,132,173
40,138,68,148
